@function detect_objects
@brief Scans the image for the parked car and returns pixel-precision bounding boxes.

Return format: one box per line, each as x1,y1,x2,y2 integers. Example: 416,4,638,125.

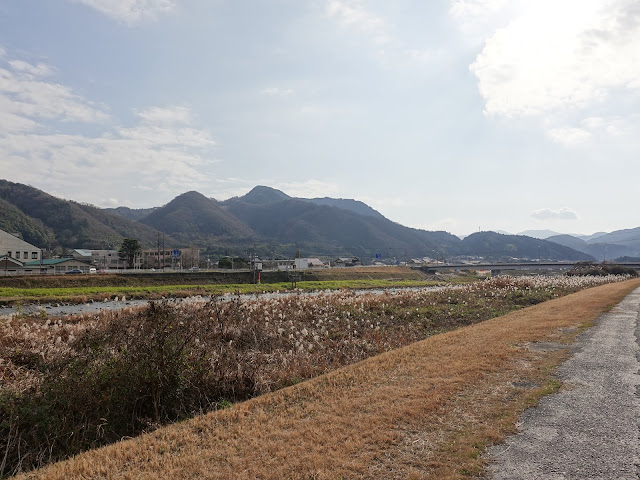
65,269,83,274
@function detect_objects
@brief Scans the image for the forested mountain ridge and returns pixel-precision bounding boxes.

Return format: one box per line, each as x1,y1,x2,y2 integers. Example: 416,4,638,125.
0,180,600,261
0,180,166,250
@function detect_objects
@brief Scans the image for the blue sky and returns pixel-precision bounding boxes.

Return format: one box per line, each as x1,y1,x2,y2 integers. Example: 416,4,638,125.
0,0,638,236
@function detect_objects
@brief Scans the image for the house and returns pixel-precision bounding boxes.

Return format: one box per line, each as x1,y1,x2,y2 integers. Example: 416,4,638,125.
408,258,428,266
0,255,28,275
294,258,328,270
273,259,295,271
0,228,42,264
335,257,361,267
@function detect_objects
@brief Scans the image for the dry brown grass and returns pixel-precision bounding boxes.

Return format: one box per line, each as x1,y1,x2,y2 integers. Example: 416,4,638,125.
17,279,640,480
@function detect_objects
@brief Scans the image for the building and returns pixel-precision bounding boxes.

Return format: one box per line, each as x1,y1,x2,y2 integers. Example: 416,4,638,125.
335,257,361,267
294,258,328,270
141,247,199,269
69,249,134,270
0,228,42,263
24,258,94,274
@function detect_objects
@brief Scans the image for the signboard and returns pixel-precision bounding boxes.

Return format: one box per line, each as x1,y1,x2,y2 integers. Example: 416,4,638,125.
172,249,180,258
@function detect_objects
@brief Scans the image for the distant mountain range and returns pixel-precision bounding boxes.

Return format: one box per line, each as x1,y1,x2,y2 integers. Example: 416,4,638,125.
3,179,636,262
547,229,640,261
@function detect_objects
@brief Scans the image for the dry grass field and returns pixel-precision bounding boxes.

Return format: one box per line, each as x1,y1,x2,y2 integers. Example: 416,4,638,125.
15,278,640,480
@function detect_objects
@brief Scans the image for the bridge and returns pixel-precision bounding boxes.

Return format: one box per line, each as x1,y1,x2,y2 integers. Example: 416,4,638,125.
419,262,640,275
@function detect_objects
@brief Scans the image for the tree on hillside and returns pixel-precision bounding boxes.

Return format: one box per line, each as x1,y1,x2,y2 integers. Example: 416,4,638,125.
119,238,141,269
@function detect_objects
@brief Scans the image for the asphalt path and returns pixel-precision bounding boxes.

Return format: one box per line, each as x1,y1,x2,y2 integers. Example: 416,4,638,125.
486,287,640,479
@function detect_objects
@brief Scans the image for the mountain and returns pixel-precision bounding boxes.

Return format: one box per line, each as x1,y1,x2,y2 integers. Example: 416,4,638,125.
0,180,600,262
230,186,387,219
105,206,157,221
233,185,291,205
584,227,640,260
140,191,254,242
576,232,608,242
517,229,564,239
461,232,595,261
0,179,165,250
547,230,640,261
305,197,386,220
546,234,588,253
220,193,460,258
586,227,640,248
0,197,56,247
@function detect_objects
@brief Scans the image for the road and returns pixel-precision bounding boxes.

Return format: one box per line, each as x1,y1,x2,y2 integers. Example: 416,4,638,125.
486,287,640,479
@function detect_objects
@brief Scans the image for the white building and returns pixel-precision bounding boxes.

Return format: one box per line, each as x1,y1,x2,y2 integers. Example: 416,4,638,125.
0,229,41,263
294,258,328,270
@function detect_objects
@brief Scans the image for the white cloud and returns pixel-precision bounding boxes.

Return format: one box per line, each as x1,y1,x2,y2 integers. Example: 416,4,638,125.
531,208,579,221
136,105,192,125
72,0,175,25
8,60,55,77
326,0,390,44
0,128,215,205
450,0,508,18
402,48,443,64
0,59,109,132
467,0,640,144
262,87,294,97
471,1,640,116
0,49,218,207
546,127,591,146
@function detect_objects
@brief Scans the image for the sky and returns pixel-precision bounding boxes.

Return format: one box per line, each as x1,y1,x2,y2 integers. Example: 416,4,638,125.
0,0,638,237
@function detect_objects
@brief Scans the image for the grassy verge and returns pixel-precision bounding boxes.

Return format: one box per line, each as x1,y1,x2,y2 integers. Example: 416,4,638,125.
5,276,638,479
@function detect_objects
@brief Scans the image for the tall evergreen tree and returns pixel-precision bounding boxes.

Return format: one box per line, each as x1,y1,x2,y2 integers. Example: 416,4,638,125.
119,238,141,269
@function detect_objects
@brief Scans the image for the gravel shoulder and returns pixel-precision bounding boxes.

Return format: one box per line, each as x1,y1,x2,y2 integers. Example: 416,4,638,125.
486,287,640,479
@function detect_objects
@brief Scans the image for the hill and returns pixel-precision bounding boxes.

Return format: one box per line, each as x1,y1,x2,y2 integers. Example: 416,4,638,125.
586,227,640,255
461,231,595,261
0,180,600,261
140,191,255,242
517,229,563,239
547,233,637,261
233,185,291,204
305,197,386,219
0,179,165,250
221,192,461,259
0,197,56,248
104,206,157,221
546,234,589,252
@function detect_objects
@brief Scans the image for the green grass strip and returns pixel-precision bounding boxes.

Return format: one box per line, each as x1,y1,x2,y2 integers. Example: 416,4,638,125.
0,279,443,303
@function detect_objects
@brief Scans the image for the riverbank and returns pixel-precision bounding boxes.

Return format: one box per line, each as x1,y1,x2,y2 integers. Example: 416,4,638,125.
15,278,640,479
0,267,453,307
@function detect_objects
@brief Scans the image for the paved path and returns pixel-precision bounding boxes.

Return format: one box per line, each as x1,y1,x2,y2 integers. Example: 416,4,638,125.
487,287,640,479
